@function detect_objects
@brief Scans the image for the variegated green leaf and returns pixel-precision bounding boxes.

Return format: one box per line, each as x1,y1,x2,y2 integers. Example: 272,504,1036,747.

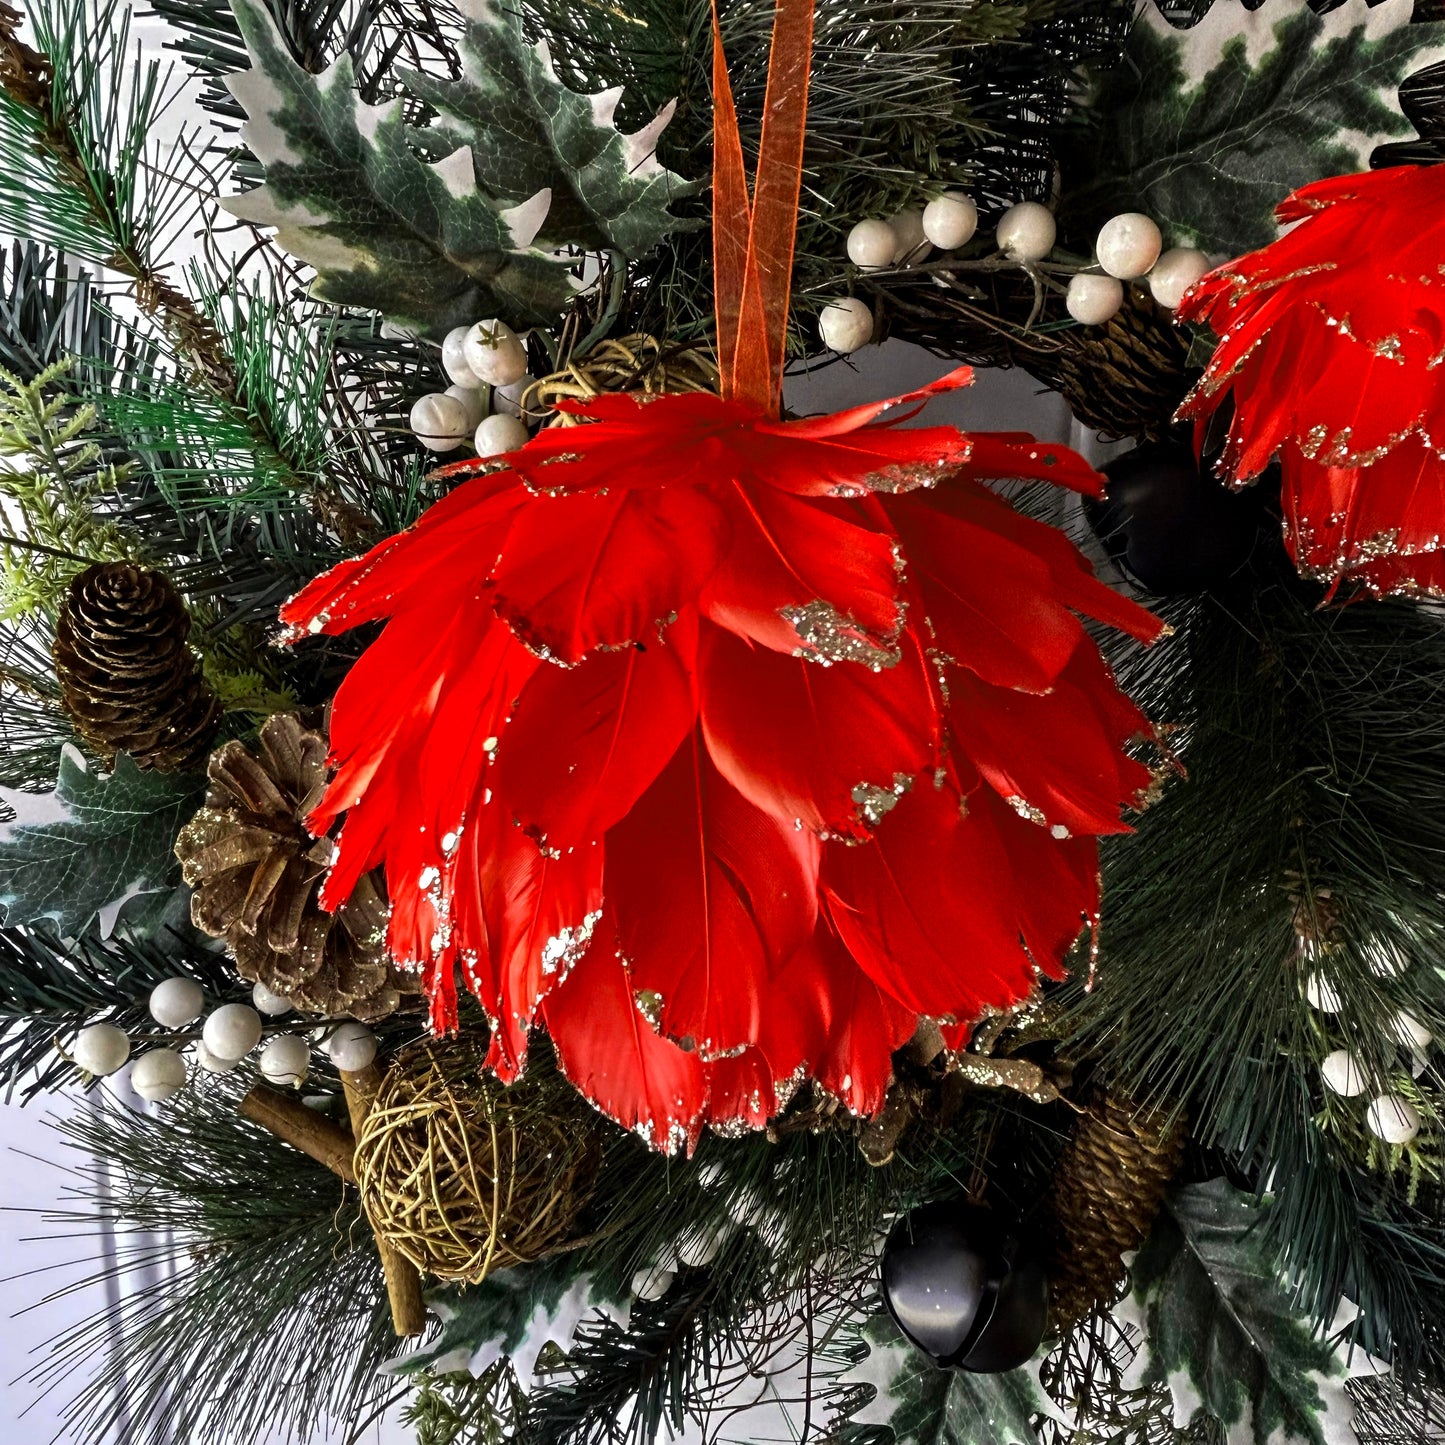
1068,0,1445,256
846,1314,1045,1445
221,0,577,336
1131,1180,1356,1445
402,0,693,259
0,746,203,938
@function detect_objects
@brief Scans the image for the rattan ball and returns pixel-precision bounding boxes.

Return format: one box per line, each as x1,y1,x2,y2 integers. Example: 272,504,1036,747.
524,333,719,425
354,1043,603,1283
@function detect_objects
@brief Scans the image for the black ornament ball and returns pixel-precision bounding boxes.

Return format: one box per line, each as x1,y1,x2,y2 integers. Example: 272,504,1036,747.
881,1203,1048,1373
1085,439,1272,595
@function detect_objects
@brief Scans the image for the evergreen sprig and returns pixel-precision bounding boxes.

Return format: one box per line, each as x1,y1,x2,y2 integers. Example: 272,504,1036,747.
22,1076,407,1445
0,357,143,620
0,0,233,383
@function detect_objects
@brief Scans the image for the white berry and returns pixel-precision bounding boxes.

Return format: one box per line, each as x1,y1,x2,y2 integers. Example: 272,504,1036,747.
1066,273,1124,326
995,202,1056,262
1389,1011,1433,1051
887,208,929,263
494,375,537,420
259,1034,310,1088
148,976,203,1030
631,1265,675,1301
441,325,482,387
326,1021,378,1073
676,1222,730,1268
1096,212,1163,280
1365,939,1407,977
251,981,292,1017
696,1161,725,1191
922,192,978,251
846,218,896,270
1304,975,1343,1013
461,320,528,387
72,1023,130,1077
818,297,873,354
474,413,531,458
193,1041,237,1075
444,384,485,432
408,392,470,453
1366,1093,1421,1145
1148,247,1211,309
131,1048,187,1102
1320,1049,1368,1098
203,1003,263,1062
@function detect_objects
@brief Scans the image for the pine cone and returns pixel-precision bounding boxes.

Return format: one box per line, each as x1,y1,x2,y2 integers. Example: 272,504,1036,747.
1035,290,1193,443
1046,1090,1185,1327
53,562,222,773
175,714,417,1020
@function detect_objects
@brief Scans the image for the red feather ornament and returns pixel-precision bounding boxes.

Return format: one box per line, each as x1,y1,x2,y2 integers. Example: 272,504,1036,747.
279,0,1163,1151
1178,164,1445,597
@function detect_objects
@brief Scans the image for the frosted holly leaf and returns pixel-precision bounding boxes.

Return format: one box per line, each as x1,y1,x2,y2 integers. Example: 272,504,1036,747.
400,0,695,259
1130,1179,1357,1445
222,0,576,337
1068,0,1445,256
840,1313,1048,1445
0,746,204,939
390,1260,627,1389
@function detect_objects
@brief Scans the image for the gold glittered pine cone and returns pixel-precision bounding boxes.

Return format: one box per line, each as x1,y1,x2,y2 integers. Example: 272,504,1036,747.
1046,1089,1185,1327
53,562,222,773
175,713,416,1020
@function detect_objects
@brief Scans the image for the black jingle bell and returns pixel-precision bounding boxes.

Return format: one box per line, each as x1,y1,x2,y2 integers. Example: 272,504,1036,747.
1085,438,1274,596
881,1202,1048,1373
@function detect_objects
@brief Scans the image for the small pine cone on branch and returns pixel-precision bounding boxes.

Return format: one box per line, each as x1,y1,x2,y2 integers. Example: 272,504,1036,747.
1037,289,1193,444
175,713,417,1020
1046,1090,1185,1327
53,562,222,773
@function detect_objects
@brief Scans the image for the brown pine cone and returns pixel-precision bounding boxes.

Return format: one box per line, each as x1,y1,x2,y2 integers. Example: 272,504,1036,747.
1046,1090,1185,1327
175,713,417,1021
1034,289,1193,443
53,562,222,773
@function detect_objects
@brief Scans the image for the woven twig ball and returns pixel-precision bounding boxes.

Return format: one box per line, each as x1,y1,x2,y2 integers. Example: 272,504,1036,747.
354,1043,603,1283
524,333,719,425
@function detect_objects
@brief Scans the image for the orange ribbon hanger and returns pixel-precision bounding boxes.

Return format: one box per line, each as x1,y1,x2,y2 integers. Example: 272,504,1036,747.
711,0,815,417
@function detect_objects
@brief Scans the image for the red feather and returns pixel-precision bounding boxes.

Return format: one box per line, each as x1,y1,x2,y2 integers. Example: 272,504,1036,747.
492,628,696,851
887,492,1084,693
821,778,1041,1019
483,823,604,1079
544,916,708,1154
767,926,916,1116
697,620,938,839
608,730,819,1057
700,484,902,657
489,485,729,661
1178,163,1445,596
947,644,1151,837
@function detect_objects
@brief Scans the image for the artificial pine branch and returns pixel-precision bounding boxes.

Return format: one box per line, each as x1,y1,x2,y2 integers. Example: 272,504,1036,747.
0,0,364,531
1066,552,1445,1379
25,1077,407,1445
0,0,236,391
